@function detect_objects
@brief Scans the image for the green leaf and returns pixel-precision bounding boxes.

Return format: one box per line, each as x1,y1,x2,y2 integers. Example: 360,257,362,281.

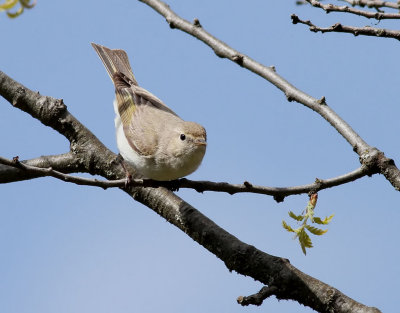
20,0,36,9
6,6,23,18
298,229,313,255
305,225,328,236
323,214,334,224
314,214,334,225
0,0,18,11
313,217,324,224
288,211,304,221
282,220,295,233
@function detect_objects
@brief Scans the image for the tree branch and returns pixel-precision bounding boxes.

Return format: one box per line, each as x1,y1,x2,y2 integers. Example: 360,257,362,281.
0,155,122,188
237,286,278,306
137,0,400,192
132,185,380,313
306,0,400,19
0,153,81,183
292,13,400,40
0,68,381,312
0,155,372,200
339,0,400,10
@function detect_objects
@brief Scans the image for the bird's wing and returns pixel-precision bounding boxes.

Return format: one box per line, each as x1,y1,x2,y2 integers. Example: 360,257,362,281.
116,87,158,156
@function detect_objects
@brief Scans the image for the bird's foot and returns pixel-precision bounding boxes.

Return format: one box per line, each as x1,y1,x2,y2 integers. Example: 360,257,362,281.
117,154,133,188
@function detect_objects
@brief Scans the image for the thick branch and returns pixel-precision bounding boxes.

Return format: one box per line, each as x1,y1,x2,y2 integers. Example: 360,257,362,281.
306,0,400,19
132,185,380,313
131,184,381,313
292,14,400,40
0,70,381,312
137,0,400,191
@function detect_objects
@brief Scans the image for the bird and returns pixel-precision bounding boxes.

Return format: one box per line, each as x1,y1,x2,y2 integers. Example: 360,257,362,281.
91,43,207,181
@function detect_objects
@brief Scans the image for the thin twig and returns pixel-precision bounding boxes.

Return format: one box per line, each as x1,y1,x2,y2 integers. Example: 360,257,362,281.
0,156,123,189
291,13,400,40
0,155,371,200
339,0,400,10
0,153,82,183
237,286,279,306
306,0,400,19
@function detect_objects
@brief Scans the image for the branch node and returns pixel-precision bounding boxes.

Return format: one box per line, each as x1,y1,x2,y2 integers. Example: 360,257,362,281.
317,96,326,105
243,181,253,188
311,178,323,194
291,14,299,24
270,65,276,72
375,12,383,20
12,156,20,164
359,148,380,174
332,23,342,30
232,54,244,66
286,93,294,102
273,194,285,203
193,18,202,27
167,19,176,29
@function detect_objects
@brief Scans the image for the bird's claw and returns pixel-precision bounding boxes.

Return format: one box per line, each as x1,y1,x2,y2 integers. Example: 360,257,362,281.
125,174,133,188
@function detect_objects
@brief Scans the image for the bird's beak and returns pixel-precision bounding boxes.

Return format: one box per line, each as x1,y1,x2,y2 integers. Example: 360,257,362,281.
195,138,207,146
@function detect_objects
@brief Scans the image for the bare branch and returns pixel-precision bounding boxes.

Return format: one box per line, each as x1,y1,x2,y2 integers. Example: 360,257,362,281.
0,155,372,199
291,13,400,40
137,2,367,149
0,155,123,188
138,0,400,192
0,153,81,183
339,0,400,10
306,0,400,19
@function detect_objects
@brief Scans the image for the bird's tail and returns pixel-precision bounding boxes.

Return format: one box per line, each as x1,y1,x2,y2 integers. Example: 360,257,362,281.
91,43,138,86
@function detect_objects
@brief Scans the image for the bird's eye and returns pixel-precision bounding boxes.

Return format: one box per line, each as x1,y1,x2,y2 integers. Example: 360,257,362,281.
180,134,186,141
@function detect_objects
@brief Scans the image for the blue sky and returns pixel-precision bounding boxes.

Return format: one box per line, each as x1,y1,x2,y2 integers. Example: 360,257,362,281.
1,1,399,312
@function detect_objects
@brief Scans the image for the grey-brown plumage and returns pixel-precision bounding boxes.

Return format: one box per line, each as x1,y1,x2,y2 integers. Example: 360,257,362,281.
92,43,207,180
